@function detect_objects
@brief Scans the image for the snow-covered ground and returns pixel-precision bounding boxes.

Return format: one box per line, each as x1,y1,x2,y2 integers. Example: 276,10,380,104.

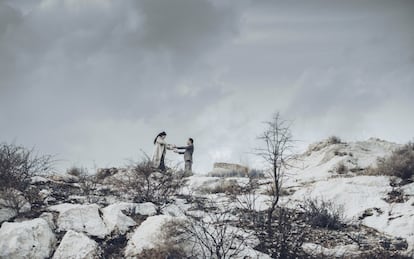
0,138,413,258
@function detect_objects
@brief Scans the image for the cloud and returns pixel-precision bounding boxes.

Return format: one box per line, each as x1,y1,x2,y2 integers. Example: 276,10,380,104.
0,0,244,171
0,0,413,173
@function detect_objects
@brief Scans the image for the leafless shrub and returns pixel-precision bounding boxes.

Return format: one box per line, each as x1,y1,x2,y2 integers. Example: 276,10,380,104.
0,143,52,192
384,188,407,203
336,162,348,174
113,157,187,207
181,202,249,259
0,143,52,214
272,207,307,258
76,168,99,203
253,206,308,259
96,167,118,181
300,197,346,230
327,136,342,144
373,142,414,181
229,177,271,232
66,166,84,177
0,188,30,215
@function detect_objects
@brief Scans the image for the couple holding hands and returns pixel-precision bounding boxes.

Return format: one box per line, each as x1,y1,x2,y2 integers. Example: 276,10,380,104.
151,131,194,173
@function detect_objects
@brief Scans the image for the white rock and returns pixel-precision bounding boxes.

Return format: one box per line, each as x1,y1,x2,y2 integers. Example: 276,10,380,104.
124,215,173,257
302,243,360,257
52,230,99,259
134,202,157,216
0,207,16,223
102,202,136,234
161,203,185,217
50,174,79,183
39,189,52,199
39,212,56,230
31,176,50,184
0,218,56,259
49,203,109,238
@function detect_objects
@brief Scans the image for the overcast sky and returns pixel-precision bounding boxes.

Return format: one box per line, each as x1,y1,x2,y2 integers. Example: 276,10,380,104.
1,0,413,173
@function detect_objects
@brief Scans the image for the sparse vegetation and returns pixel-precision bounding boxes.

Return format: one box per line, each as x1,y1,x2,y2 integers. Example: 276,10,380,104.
384,188,407,203
327,136,342,144
335,162,348,174
248,168,266,178
208,169,265,178
209,170,245,178
181,201,249,259
0,143,52,192
66,166,85,177
200,179,242,195
271,207,307,258
300,197,346,230
373,142,414,181
0,143,52,215
113,157,187,207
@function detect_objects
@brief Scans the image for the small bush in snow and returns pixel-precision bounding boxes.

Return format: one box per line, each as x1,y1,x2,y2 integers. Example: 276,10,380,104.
327,136,342,144
66,166,85,177
300,197,346,230
375,142,414,181
336,162,348,174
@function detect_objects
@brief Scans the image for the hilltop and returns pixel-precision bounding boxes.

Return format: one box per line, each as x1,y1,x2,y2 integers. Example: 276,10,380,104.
0,138,413,258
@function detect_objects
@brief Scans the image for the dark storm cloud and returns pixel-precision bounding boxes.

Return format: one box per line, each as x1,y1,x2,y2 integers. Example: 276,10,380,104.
1,0,413,172
0,0,243,170
0,0,239,119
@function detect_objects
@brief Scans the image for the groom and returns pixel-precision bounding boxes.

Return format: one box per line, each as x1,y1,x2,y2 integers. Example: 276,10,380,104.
174,138,194,174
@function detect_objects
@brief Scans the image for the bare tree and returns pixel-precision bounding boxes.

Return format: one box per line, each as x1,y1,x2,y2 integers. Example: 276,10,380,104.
256,112,295,237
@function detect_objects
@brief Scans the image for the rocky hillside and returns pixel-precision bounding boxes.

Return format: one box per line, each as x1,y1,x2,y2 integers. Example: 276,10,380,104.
0,138,413,258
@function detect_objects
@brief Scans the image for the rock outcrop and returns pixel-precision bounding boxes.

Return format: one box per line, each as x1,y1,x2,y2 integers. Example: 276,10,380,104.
0,218,56,259
52,230,99,259
49,203,109,238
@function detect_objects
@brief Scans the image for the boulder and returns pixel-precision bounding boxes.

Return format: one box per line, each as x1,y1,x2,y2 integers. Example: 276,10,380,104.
49,203,109,238
52,230,99,259
124,215,173,257
134,202,157,216
0,218,56,259
102,203,136,234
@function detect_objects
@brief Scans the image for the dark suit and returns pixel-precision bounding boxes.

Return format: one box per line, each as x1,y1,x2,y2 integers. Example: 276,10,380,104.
176,144,194,173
